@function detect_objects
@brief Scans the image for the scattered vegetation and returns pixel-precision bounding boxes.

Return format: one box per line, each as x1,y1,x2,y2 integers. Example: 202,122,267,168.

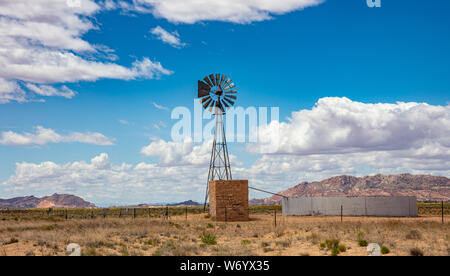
410,247,424,256
201,233,217,245
381,246,390,254
0,206,447,256
406,230,421,240
241,240,251,245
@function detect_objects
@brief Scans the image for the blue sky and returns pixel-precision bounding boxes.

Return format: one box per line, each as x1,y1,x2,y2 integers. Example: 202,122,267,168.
0,0,449,206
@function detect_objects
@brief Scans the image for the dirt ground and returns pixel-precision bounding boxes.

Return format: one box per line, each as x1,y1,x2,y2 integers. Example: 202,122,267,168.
0,214,448,256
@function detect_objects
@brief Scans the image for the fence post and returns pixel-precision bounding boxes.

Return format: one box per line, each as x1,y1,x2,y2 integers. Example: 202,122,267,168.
133,208,136,219
274,209,277,228
148,208,151,219
442,201,444,224
341,205,343,222
119,208,122,218
65,209,68,220
166,206,169,219
185,207,188,220
224,207,227,222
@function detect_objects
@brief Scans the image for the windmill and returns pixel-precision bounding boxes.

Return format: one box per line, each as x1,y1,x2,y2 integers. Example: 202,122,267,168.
198,73,237,210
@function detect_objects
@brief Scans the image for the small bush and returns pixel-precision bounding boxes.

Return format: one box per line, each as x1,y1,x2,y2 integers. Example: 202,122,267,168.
358,240,368,247
263,248,274,253
338,245,346,252
410,248,424,256
201,233,217,245
261,242,270,247
275,240,291,248
381,246,390,254
4,237,19,245
206,223,214,228
406,230,421,240
320,243,326,249
331,247,340,256
241,240,251,245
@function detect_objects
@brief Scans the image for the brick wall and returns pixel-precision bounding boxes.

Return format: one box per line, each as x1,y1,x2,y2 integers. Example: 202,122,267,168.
209,180,249,222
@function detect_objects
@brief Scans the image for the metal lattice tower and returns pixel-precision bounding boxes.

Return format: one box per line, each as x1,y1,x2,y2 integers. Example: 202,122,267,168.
197,74,236,210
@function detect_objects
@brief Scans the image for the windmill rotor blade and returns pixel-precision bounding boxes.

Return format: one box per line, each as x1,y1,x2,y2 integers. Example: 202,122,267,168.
203,77,213,87
215,74,220,87
217,100,225,112
225,89,237,94
223,78,232,87
225,94,237,100
200,96,210,103
209,74,216,86
198,80,211,97
220,75,226,86
222,99,230,109
224,82,235,90
223,97,235,106
209,100,217,112
203,98,213,109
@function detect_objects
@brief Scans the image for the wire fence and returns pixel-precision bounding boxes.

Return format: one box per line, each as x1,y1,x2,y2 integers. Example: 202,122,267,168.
0,202,446,222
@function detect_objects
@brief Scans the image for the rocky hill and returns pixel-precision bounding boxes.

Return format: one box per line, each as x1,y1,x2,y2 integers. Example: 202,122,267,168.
249,174,450,205
0,193,96,209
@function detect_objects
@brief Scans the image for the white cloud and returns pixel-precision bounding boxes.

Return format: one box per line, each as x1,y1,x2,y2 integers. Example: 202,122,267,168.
0,0,173,103
0,126,115,146
0,78,26,104
0,153,207,206
150,26,186,48
240,97,450,195
140,137,210,166
141,137,240,167
123,0,324,24
118,119,129,125
25,84,76,99
249,97,450,155
152,101,169,111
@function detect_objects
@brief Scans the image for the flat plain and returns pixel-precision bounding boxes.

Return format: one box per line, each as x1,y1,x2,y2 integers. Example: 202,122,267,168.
0,204,448,256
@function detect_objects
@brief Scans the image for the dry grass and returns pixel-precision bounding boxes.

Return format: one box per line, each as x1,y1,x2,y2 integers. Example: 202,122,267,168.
0,213,448,256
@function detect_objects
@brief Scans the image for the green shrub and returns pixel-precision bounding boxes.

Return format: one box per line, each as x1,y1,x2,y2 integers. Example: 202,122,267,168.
338,244,346,252
381,246,390,254
201,233,217,245
320,243,326,249
206,223,214,228
241,240,251,245
331,247,340,256
358,240,368,247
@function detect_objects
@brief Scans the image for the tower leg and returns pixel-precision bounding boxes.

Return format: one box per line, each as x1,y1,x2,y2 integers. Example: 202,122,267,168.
203,109,232,211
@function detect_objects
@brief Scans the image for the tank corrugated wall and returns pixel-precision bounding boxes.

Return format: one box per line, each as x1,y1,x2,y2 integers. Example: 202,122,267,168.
282,196,418,217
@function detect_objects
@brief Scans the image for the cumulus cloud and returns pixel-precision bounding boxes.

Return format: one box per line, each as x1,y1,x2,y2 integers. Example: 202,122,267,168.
140,137,240,167
249,97,450,155
0,153,207,205
239,97,450,194
0,0,172,103
0,126,115,146
150,26,186,48
122,0,324,24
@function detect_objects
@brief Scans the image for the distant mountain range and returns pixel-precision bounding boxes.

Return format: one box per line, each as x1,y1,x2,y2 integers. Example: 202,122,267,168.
0,193,96,209
137,200,202,207
249,174,450,206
